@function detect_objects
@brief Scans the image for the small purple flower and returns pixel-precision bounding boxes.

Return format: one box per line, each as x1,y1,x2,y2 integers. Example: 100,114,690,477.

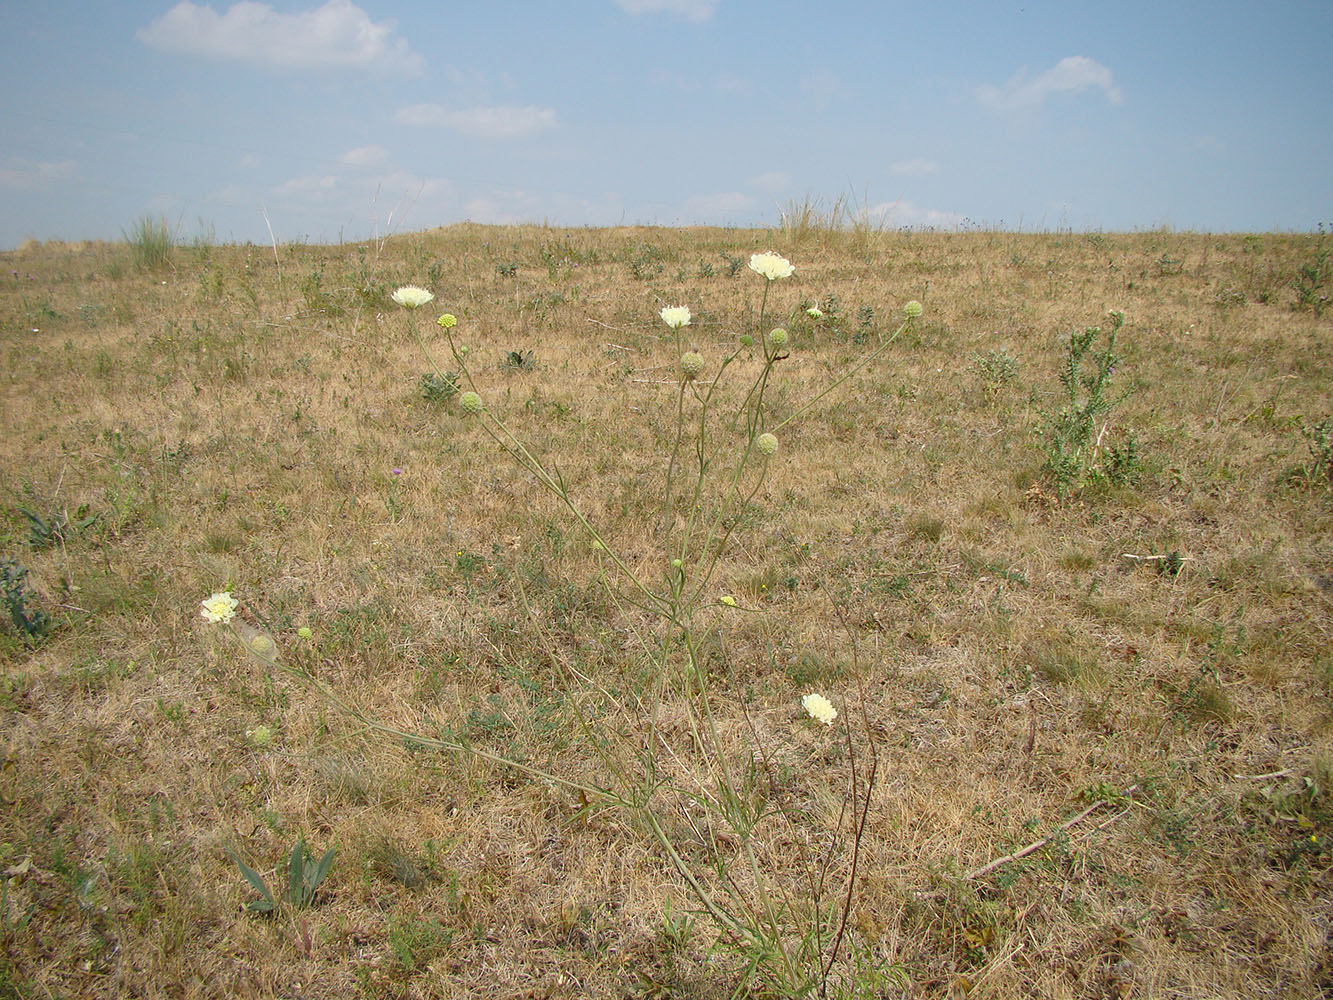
391,467,403,476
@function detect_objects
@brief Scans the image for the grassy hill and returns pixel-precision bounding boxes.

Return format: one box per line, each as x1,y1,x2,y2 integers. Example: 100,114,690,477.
1,223,1330,998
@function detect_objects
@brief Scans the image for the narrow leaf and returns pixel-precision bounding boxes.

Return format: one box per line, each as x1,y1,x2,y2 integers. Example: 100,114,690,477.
227,850,276,909
308,846,337,892
285,842,306,905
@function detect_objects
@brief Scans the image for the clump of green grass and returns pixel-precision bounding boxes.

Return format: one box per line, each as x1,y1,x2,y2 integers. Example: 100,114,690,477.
123,215,174,270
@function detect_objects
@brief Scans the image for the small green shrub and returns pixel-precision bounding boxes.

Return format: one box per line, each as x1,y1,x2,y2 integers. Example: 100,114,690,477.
419,371,460,403
1,559,50,643
969,347,1020,406
1301,417,1333,486
1292,225,1329,316
626,243,665,280
501,348,536,372
20,504,97,549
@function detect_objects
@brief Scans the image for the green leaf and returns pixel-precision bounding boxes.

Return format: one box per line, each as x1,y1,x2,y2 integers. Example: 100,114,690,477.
307,846,337,894
285,841,307,905
227,849,276,911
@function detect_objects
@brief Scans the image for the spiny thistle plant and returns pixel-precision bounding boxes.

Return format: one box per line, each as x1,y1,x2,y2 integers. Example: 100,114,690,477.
1038,310,1135,495
202,254,920,997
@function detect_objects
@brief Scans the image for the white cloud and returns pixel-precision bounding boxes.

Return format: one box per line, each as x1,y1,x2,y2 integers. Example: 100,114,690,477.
274,174,340,200
0,157,77,191
395,104,557,139
868,200,965,229
682,191,754,216
261,169,454,239
207,183,256,206
613,0,718,22
136,1,422,74
462,192,537,224
271,168,451,205
462,188,623,226
337,145,390,169
751,171,790,194
890,159,938,176
979,56,1122,110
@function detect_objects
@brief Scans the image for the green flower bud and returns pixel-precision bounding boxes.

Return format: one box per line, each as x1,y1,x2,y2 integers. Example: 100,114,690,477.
904,300,923,318
459,391,483,414
756,432,778,456
680,351,705,380
739,334,754,347
767,328,788,347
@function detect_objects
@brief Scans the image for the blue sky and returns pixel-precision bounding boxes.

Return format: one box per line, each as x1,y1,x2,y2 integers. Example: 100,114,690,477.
1,0,1330,248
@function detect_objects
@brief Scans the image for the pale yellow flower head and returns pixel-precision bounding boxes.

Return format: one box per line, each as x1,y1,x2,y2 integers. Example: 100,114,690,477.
767,327,788,347
802,693,837,725
437,313,458,329
719,595,738,607
200,591,238,623
748,252,795,281
391,286,435,309
660,305,692,330
806,305,824,319
756,432,778,456
459,391,483,414
904,300,923,318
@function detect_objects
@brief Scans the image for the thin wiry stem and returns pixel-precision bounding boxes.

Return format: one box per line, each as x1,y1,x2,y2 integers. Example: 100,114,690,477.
770,317,912,435
376,279,910,993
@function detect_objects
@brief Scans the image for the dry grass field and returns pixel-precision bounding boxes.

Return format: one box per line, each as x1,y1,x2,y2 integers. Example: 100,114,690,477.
1,222,1330,999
